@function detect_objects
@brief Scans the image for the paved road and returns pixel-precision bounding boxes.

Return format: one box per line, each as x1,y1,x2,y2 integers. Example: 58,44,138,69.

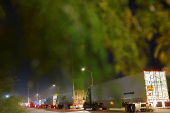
25,108,125,113
25,108,170,113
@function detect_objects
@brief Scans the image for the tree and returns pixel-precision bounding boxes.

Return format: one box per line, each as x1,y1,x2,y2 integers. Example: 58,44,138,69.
1,0,170,89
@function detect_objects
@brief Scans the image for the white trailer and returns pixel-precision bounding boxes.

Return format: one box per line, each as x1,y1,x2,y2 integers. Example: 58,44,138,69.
144,71,169,106
89,71,169,111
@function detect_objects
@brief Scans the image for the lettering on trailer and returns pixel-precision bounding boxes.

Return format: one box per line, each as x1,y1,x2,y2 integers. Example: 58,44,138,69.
144,71,169,101
124,92,134,95
164,93,167,97
149,81,162,84
150,75,160,79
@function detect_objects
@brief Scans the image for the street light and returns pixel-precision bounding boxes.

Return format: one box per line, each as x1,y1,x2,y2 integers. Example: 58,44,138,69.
82,68,85,71
81,67,93,108
6,95,9,98
53,85,59,94
81,68,93,87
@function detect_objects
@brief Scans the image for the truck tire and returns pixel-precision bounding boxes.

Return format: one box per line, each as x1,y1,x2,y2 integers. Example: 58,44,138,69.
67,104,70,109
58,105,63,109
125,106,128,112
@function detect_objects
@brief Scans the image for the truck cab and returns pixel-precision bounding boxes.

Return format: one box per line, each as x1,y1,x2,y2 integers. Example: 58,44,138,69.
83,87,105,110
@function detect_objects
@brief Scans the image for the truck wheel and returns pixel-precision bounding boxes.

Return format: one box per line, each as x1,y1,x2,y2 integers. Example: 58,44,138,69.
67,104,70,109
84,107,86,110
125,107,128,112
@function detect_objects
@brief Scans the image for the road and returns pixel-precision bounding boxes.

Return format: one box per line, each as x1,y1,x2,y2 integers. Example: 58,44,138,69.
25,108,125,113
25,108,170,113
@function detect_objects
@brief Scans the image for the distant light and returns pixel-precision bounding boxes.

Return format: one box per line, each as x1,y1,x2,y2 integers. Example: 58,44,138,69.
82,68,85,71
53,85,55,87
6,95,9,98
37,94,38,95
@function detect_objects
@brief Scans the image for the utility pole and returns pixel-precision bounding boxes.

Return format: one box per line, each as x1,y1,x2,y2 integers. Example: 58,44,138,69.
71,44,74,91
28,88,29,103
37,83,38,101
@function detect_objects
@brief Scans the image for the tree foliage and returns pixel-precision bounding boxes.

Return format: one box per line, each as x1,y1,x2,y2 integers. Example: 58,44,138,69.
10,0,144,86
1,0,170,90
0,95,25,113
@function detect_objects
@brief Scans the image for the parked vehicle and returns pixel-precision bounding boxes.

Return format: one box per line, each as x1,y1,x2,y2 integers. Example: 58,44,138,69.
46,95,57,108
29,102,35,108
57,90,85,109
39,99,46,108
28,71,169,112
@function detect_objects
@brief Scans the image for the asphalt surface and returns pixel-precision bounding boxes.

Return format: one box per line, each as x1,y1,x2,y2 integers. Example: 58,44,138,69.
25,108,170,113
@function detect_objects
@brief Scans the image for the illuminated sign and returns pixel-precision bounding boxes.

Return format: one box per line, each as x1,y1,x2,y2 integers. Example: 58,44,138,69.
144,71,169,102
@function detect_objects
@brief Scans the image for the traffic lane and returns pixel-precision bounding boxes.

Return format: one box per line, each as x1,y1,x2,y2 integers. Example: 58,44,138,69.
154,108,170,112
25,108,170,113
25,108,125,113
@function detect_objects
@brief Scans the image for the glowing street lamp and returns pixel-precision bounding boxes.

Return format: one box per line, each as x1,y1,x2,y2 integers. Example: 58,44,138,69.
81,68,93,87
82,68,85,71
6,95,9,98
52,85,59,94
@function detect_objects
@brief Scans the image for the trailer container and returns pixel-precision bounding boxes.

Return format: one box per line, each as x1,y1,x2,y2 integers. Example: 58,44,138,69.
83,71,169,112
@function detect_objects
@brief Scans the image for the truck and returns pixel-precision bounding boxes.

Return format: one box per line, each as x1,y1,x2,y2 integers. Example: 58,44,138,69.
83,71,169,112
29,102,35,108
34,101,39,108
57,90,85,109
46,95,57,108
39,99,46,108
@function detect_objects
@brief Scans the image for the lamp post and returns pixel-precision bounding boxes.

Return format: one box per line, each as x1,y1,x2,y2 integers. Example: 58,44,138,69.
53,85,59,94
37,83,38,101
81,68,93,87
28,88,29,103
6,95,9,98
53,84,59,107
37,94,38,101
81,67,93,108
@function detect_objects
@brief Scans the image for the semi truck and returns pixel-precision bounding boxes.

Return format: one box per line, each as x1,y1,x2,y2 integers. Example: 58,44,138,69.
39,99,46,108
83,71,169,112
30,90,85,109
34,100,39,108
57,90,85,109
46,95,57,108
29,102,35,108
